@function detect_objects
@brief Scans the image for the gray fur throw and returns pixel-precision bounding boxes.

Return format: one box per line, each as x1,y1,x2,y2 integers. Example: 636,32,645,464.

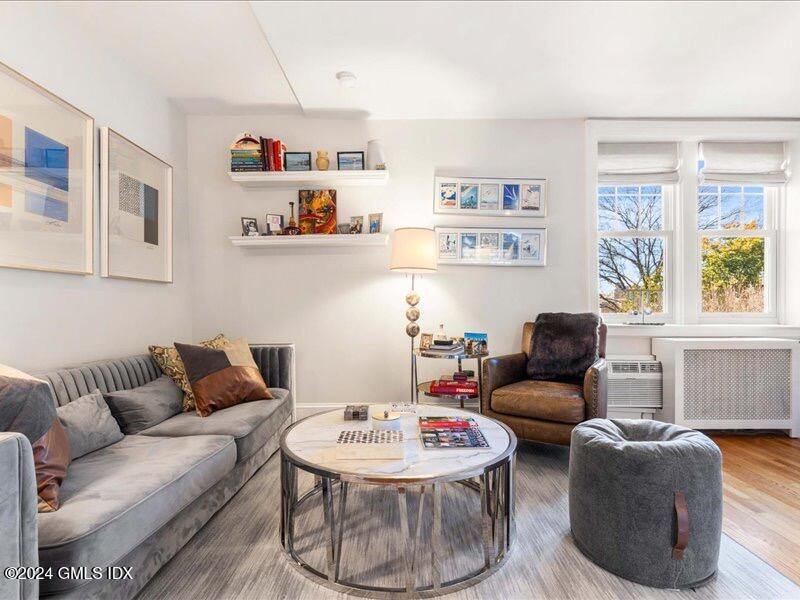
527,312,600,380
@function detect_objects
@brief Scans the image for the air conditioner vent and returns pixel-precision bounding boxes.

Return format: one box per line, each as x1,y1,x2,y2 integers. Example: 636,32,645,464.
640,362,662,374
612,362,640,374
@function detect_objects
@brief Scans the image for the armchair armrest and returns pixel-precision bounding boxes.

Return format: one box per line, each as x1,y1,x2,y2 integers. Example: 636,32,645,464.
0,433,38,600
583,358,608,420
481,353,528,414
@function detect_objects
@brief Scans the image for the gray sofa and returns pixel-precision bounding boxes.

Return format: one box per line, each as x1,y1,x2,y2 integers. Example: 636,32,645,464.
0,344,294,600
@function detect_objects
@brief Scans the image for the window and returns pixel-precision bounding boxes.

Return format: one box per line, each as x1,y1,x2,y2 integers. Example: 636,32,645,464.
697,183,774,316
592,136,788,325
597,184,670,318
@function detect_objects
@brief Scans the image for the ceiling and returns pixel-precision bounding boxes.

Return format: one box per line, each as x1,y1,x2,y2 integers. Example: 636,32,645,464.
60,0,297,114
63,1,800,119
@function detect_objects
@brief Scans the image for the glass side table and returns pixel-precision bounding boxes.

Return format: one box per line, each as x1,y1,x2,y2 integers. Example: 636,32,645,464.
413,348,487,410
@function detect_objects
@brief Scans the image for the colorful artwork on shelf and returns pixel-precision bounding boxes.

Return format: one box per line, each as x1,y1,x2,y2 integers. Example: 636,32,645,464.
298,189,337,234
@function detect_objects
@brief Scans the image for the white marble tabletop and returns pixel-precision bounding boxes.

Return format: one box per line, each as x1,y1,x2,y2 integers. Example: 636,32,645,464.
282,405,514,484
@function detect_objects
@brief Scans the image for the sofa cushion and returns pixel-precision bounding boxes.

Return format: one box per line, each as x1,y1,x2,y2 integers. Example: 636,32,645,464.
175,338,273,417
103,375,183,434
37,434,236,595
491,379,585,424
149,333,230,412
139,388,291,462
56,390,123,460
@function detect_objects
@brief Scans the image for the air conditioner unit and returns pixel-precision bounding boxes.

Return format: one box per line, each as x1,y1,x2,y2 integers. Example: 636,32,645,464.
607,355,663,413
653,337,800,437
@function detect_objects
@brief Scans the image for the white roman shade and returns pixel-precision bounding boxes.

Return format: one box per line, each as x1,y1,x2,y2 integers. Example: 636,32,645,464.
699,141,790,184
598,142,681,184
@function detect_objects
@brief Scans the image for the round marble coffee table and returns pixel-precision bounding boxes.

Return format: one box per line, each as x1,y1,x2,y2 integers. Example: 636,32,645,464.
279,405,516,597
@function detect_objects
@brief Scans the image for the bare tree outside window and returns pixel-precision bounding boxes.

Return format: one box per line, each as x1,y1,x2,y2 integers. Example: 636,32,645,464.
597,185,664,314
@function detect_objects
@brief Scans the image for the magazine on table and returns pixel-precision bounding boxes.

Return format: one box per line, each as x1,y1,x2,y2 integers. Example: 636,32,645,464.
419,416,490,449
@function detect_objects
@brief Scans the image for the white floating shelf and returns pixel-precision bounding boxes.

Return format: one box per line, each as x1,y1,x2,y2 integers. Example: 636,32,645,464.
229,233,389,248
228,170,389,188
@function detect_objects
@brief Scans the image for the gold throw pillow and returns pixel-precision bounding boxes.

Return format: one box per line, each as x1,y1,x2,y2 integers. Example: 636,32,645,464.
149,334,229,411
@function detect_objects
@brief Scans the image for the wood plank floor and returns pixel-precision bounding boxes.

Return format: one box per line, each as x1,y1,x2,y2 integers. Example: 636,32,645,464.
709,433,800,586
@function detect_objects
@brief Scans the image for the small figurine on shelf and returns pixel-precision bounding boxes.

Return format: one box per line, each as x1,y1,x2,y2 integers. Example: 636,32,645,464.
282,202,301,235
315,150,330,171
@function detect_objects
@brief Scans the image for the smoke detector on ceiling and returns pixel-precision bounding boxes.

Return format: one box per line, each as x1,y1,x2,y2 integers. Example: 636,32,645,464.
336,71,357,89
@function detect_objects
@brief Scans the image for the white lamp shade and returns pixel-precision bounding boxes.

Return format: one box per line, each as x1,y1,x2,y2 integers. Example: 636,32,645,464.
390,227,437,273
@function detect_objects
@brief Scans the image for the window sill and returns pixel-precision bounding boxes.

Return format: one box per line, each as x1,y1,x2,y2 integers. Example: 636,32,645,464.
606,323,800,338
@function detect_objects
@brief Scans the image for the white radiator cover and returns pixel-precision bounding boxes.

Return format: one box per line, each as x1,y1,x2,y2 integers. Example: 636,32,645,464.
653,337,800,437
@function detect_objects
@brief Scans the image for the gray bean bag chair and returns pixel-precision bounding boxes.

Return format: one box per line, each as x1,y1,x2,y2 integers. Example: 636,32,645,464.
569,419,722,589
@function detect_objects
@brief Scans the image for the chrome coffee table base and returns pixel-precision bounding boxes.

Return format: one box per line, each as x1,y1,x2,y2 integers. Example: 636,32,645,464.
279,455,515,598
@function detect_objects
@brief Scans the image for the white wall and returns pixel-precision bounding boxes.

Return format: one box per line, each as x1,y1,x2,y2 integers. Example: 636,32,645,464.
188,116,591,406
0,3,192,370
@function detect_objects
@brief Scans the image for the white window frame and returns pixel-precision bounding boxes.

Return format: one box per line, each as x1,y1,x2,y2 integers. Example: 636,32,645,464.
585,120,795,328
596,184,675,323
693,185,779,323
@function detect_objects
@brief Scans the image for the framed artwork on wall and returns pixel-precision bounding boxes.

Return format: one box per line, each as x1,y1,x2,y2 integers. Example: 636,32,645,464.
100,127,173,282
434,176,547,217
435,227,547,266
0,61,94,274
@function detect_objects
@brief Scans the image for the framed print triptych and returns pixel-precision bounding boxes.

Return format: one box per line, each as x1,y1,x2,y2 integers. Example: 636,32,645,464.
0,62,94,274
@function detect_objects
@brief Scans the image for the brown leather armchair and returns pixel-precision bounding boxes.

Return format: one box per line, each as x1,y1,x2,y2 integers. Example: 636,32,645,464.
481,321,608,446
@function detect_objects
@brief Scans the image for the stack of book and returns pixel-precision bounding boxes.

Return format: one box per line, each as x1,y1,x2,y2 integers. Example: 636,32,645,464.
419,416,489,449
259,137,286,171
230,134,263,172
429,378,478,395
422,340,464,355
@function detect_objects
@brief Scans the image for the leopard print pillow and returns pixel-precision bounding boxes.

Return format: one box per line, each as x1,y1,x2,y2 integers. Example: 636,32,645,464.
149,334,230,411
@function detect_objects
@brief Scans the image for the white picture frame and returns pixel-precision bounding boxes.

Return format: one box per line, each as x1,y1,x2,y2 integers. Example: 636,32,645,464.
0,61,94,274
436,227,547,267
100,127,173,282
434,176,547,217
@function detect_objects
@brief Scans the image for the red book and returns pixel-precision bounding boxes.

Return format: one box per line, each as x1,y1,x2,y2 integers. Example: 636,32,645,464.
265,138,274,171
430,381,478,395
273,139,286,171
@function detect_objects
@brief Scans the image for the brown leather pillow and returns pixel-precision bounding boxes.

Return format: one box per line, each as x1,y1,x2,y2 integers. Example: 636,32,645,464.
0,364,71,512
33,418,71,512
174,337,272,417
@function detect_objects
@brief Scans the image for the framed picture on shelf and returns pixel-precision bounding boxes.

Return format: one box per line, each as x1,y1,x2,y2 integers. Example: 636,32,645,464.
101,127,173,282
435,227,546,266
368,212,383,233
241,217,259,236
349,215,364,234
265,213,283,234
434,176,546,217
337,151,365,170
284,152,311,171
0,61,95,274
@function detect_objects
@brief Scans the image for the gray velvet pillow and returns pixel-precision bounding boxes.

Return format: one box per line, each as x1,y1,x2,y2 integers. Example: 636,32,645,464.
103,375,183,434
56,390,124,460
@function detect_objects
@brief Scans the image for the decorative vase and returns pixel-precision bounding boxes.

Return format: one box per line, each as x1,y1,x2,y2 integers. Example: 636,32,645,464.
366,139,387,170
282,202,301,235
316,151,330,171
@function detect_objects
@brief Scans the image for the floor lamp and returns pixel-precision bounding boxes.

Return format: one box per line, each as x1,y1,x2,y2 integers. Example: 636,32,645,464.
389,227,437,403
